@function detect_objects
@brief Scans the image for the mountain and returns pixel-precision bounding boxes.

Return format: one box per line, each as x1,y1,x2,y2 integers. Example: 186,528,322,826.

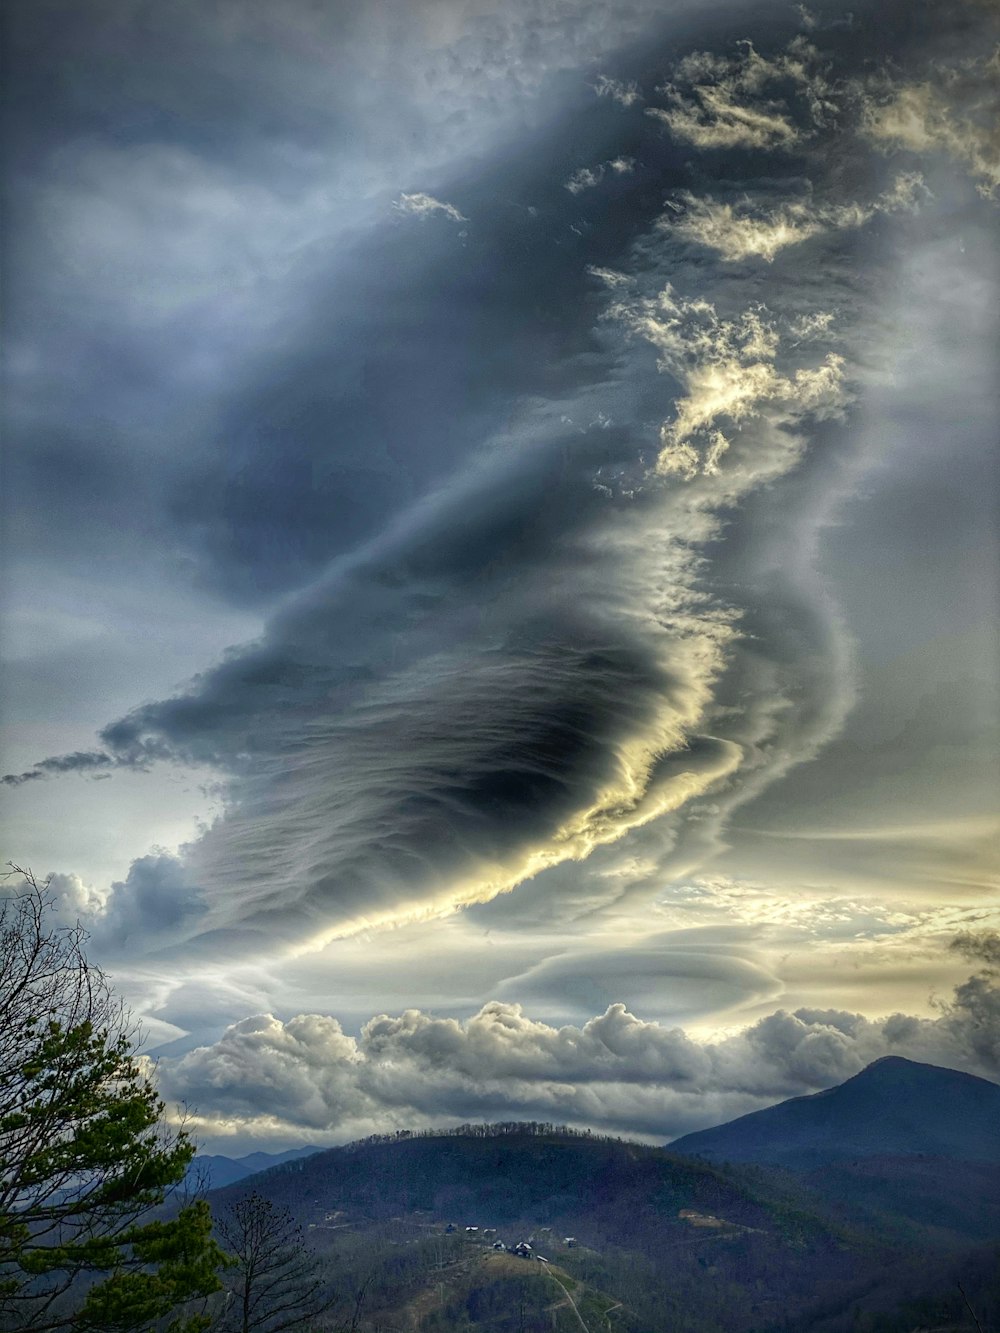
200,1116,1000,1333
206,1125,905,1333
667,1058,1000,1247
188,1144,320,1191
669,1058,1000,1169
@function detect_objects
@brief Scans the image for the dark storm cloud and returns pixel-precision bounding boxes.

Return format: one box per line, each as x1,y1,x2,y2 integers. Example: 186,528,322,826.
2,751,116,787
5,0,997,963
1,0,700,595
97,853,208,950
951,931,1000,968
75,433,736,943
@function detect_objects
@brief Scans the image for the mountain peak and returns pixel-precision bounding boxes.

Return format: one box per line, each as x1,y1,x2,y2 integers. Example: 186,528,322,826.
854,1055,961,1077
669,1059,1000,1170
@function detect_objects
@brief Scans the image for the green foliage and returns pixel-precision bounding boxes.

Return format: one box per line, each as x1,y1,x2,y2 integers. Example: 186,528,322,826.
0,866,228,1331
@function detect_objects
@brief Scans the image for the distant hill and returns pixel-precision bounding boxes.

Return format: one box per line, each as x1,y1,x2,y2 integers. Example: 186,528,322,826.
201,1122,1000,1333
207,1125,839,1244
188,1144,320,1191
206,1125,901,1333
668,1057,1000,1170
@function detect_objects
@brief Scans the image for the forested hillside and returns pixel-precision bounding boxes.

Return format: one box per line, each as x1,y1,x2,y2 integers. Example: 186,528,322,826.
207,1124,979,1333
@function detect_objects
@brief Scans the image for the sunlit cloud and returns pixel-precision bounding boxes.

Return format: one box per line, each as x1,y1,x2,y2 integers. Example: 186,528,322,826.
604,286,848,477
646,37,836,150
861,52,1000,198
3,0,997,1139
393,191,468,221
161,968,1000,1147
661,173,926,262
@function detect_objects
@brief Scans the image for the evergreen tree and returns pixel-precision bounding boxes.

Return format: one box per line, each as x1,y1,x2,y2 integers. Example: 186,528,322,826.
0,866,228,1331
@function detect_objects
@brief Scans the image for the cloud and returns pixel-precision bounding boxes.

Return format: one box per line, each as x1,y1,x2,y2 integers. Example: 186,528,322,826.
861,53,1000,198
645,37,835,151
585,265,632,288
593,74,643,108
565,166,606,193
162,970,1000,1145
604,286,848,477
3,856,208,954
661,172,926,262
951,929,1000,968
96,853,208,952
565,157,634,193
7,210,861,958
494,937,782,1021
11,869,107,925
10,0,993,983
393,192,468,222
2,750,118,787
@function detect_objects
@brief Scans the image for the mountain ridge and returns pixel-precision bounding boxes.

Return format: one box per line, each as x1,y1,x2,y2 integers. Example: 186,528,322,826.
187,1143,321,1191
667,1056,1000,1169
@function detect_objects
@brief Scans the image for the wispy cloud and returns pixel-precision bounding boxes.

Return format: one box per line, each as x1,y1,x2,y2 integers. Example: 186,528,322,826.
3,749,122,786
861,53,1000,198
660,173,926,262
393,191,468,221
565,165,606,193
565,156,634,193
593,74,643,108
646,38,835,150
605,286,848,477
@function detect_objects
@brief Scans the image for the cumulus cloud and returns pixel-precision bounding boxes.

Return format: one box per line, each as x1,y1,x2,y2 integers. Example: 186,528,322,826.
646,37,836,150
661,172,926,262
7,868,107,925
3,855,206,955
96,853,208,951
393,191,468,222
162,971,1000,1145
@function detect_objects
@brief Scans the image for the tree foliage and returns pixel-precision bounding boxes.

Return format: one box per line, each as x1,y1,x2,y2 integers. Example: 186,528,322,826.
216,1191,334,1333
0,866,228,1331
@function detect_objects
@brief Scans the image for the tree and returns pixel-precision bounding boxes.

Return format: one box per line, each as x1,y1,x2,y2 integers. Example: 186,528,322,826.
0,865,228,1332
216,1191,334,1333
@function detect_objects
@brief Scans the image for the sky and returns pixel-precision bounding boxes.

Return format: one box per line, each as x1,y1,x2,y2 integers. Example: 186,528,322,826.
1,0,998,1153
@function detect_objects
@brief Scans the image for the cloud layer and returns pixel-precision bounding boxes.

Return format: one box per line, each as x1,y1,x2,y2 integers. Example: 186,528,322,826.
2,0,996,1137
162,963,1000,1147
6,1,997,965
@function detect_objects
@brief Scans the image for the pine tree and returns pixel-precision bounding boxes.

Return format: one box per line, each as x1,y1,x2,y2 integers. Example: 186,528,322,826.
0,866,228,1331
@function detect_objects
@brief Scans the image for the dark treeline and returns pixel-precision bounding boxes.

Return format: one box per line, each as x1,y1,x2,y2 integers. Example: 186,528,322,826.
338,1123,627,1152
